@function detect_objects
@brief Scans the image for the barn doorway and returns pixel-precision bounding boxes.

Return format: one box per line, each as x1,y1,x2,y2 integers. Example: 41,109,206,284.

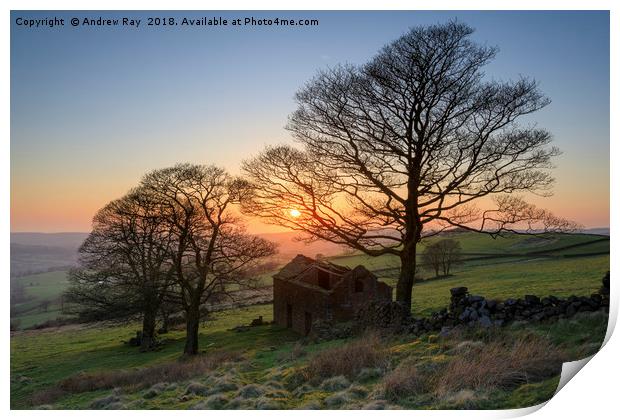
304,312,312,335
286,304,293,328
318,269,330,289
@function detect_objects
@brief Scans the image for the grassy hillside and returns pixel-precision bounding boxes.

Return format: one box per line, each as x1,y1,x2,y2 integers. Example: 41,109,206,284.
10,232,86,276
329,232,608,269
325,232,609,316
11,271,71,329
10,231,610,409
407,255,608,316
11,305,608,409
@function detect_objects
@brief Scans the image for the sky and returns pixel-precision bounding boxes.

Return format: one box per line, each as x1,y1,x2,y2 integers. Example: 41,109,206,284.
10,10,610,232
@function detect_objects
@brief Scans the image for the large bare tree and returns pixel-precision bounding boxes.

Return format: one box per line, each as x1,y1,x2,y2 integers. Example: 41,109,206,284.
141,164,276,355
65,187,175,352
241,22,578,313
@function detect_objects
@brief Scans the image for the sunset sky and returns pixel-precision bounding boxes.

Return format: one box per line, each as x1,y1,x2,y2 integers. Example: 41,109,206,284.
11,10,609,233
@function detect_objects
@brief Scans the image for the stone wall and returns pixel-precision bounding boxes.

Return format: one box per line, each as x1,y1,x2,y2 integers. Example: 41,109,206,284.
355,272,610,336
273,277,331,335
330,266,393,321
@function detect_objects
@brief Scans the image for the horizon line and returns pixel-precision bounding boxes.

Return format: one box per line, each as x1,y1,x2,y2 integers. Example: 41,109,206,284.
10,226,611,235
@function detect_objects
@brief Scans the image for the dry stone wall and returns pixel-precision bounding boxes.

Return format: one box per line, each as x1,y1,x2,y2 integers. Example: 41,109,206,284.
354,272,610,336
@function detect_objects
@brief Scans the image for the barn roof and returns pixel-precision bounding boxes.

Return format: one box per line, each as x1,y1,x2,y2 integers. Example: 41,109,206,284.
273,254,349,281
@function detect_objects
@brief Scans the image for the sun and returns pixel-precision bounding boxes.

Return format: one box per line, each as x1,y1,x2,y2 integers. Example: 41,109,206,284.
289,209,301,218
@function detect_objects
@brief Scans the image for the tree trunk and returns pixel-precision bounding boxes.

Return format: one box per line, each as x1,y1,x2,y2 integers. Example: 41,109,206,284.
396,241,417,313
160,309,169,334
184,302,200,355
140,307,157,352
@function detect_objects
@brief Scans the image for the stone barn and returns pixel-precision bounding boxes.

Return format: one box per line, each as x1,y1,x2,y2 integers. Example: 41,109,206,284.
272,254,393,335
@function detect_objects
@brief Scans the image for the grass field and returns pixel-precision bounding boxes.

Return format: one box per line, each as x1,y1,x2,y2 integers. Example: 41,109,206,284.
11,271,71,329
10,231,610,409
11,306,608,409
328,232,609,270
407,255,608,316
327,232,609,315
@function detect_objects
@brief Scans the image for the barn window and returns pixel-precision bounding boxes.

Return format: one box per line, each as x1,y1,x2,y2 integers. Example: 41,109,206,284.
318,269,330,289
355,280,364,293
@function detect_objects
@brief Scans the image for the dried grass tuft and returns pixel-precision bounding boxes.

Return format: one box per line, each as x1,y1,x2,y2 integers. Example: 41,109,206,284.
306,331,388,380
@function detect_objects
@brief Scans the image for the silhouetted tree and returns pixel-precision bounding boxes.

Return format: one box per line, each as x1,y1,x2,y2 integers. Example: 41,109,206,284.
141,164,276,355
242,22,578,314
422,243,442,278
65,187,175,351
423,238,462,277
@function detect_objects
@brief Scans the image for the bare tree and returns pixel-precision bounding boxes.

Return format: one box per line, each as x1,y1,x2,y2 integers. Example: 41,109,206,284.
65,187,175,351
422,238,462,277
241,22,579,313
141,164,276,355
422,243,442,278
439,239,462,276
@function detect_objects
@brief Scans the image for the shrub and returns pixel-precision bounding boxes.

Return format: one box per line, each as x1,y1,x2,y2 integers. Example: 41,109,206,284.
306,332,388,380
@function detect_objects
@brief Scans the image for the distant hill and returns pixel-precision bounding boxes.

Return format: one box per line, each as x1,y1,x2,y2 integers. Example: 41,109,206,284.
9,231,346,276
10,233,88,277
10,228,608,276
10,232,89,248
581,227,610,236
254,231,349,262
